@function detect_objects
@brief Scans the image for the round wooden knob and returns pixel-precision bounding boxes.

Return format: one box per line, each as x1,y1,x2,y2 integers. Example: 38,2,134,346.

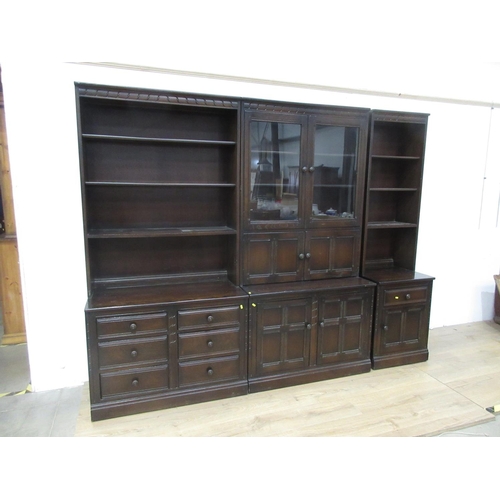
207,340,214,348
207,315,214,323
207,367,214,376
132,378,139,386
131,350,138,358
129,322,137,331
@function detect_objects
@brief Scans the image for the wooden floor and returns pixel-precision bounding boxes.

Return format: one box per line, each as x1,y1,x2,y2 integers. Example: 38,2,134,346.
75,321,500,437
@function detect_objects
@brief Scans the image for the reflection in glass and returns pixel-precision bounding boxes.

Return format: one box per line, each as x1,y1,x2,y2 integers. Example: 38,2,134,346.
249,121,301,221
312,125,358,220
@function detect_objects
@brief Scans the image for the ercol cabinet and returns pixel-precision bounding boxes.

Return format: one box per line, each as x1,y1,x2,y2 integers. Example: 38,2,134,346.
76,84,432,421
361,111,434,368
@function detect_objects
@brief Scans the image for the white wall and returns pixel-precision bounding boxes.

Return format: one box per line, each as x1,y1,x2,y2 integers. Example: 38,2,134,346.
1,59,499,391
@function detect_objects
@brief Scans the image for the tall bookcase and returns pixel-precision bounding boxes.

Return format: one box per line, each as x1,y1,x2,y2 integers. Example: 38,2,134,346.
362,111,434,369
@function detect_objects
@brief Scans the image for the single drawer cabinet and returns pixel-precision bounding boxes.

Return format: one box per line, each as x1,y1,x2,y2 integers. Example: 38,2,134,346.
369,272,434,369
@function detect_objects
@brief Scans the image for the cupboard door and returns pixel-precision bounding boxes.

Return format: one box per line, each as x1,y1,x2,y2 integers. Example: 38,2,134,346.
317,290,373,365
305,229,360,280
250,298,312,377
244,111,308,230
242,232,305,284
307,118,363,227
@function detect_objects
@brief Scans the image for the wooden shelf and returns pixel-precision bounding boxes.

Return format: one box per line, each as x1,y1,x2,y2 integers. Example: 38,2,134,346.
88,226,237,239
371,155,421,161
369,188,418,192
85,181,236,188
367,221,418,229
82,133,236,147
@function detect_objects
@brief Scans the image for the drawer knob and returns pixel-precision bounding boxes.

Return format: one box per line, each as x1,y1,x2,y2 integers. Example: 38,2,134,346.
306,323,312,330
302,166,308,173
383,325,388,331
298,253,305,260
305,252,311,259
207,315,214,323
309,166,315,173
207,340,214,348
132,378,139,387
405,294,411,300
130,322,137,332
319,321,325,328
131,350,138,358
207,367,214,376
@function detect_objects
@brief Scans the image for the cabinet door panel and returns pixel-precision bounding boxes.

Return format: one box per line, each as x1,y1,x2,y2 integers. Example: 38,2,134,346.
306,229,360,280
317,291,372,365
243,232,304,284
378,304,427,352
252,298,311,376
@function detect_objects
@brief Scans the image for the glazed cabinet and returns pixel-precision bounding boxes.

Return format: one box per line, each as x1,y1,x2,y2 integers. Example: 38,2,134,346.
241,102,369,285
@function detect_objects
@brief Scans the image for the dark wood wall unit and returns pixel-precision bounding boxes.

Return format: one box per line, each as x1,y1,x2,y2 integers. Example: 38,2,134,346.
361,111,434,369
76,85,432,420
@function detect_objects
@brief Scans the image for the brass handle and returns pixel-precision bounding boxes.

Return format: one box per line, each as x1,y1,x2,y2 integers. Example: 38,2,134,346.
129,322,137,332
132,378,139,387
207,315,214,323
207,367,214,376
207,340,214,348
131,350,138,358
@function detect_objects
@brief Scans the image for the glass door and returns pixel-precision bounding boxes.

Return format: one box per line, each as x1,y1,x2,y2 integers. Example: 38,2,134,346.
307,119,360,227
245,112,307,228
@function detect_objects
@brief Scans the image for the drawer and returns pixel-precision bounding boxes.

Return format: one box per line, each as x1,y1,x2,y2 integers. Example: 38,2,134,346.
178,355,240,387
98,336,168,368
383,285,429,307
100,366,168,398
179,328,240,359
177,305,241,332
96,312,168,339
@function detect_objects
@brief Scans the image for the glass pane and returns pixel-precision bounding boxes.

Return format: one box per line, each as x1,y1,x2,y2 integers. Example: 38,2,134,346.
250,121,301,221
312,125,358,220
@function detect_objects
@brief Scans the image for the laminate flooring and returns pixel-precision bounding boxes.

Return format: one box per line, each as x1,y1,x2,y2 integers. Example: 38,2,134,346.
75,320,500,437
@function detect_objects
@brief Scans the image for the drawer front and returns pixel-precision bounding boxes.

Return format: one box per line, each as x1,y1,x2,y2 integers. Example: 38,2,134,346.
383,285,429,307
98,336,168,368
178,356,240,387
96,312,168,339
178,329,240,359
177,305,241,332
100,366,169,398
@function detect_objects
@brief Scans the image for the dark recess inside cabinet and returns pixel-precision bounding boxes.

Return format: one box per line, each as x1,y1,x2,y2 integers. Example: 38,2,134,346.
76,84,433,421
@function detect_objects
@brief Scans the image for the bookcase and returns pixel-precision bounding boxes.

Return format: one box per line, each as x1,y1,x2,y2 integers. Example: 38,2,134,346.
76,85,431,420
361,111,434,368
